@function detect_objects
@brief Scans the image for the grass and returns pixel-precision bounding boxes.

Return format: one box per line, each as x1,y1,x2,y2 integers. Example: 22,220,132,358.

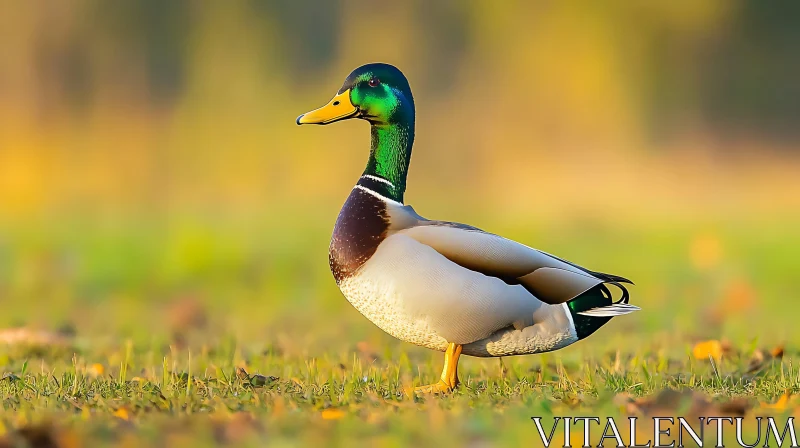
0,338,796,446
0,211,798,446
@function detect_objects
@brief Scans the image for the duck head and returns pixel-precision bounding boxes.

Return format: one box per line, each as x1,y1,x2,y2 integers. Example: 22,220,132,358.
296,63,414,126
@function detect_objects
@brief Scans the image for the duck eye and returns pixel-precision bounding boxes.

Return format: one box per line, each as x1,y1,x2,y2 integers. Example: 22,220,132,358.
368,78,380,87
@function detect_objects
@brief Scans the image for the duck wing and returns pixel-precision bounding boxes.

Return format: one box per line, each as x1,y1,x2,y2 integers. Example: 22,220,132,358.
397,219,631,306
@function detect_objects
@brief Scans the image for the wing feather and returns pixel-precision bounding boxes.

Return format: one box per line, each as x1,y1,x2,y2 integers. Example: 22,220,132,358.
398,223,628,305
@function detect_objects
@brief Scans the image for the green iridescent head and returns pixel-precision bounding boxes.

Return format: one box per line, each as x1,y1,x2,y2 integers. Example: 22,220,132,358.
296,63,414,126
297,63,416,203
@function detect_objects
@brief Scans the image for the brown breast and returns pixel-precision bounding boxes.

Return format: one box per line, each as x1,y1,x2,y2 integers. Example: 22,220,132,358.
329,187,390,283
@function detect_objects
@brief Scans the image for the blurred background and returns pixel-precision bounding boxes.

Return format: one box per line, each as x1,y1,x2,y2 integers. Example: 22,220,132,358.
1,1,799,354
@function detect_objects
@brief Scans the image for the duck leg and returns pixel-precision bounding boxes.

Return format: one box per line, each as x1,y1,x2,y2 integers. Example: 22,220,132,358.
408,342,462,394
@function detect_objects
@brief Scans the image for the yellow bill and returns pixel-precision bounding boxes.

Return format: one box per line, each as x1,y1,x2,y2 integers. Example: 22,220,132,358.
296,89,358,125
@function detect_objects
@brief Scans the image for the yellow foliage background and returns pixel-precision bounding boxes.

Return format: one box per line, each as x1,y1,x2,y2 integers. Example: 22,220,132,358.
0,1,798,345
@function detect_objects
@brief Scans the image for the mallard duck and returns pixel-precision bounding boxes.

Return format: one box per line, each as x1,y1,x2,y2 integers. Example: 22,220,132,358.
297,63,638,393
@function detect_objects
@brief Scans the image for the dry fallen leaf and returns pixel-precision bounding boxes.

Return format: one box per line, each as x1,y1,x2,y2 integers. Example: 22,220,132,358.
760,391,792,411
113,407,131,421
248,373,278,387
321,409,345,420
748,350,768,373
88,363,104,377
692,340,723,361
747,345,785,373
235,367,250,380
